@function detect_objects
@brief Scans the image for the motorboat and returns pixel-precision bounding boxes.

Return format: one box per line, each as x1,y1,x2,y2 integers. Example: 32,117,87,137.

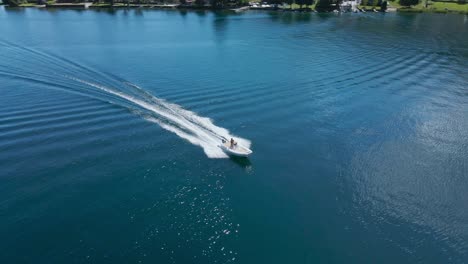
219,139,252,157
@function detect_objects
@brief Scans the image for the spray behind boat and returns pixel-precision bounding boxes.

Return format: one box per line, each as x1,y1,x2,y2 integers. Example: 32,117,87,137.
0,40,252,159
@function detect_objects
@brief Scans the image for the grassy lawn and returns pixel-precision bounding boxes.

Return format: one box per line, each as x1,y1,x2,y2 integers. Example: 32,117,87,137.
386,0,468,12
363,0,467,12
111,3,128,6
91,3,113,6
361,0,398,10
430,1,468,11
286,3,316,9
388,0,402,7
19,3,39,6
358,4,379,9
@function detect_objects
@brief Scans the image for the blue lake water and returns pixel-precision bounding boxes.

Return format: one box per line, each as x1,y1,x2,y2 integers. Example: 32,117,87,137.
1,7,468,263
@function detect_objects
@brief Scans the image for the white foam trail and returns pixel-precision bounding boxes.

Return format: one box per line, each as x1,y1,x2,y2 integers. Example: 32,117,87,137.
69,77,251,158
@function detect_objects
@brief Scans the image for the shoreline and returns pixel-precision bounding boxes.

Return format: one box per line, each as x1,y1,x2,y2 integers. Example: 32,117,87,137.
1,3,467,14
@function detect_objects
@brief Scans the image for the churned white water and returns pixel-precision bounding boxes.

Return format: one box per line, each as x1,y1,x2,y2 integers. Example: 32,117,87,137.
0,42,251,158
70,78,251,158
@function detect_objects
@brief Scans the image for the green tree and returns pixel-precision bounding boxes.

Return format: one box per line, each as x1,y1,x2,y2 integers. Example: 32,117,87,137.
399,0,418,6
267,0,282,8
284,0,294,9
4,0,25,6
380,0,387,11
304,0,314,7
296,0,304,8
237,0,249,6
315,0,334,11
210,0,226,8
195,0,204,6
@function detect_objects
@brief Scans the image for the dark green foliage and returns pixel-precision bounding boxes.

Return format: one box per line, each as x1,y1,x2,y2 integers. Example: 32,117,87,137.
195,0,204,6
304,0,314,6
315,0,335,11
4,0,26,6
236,0,249,6
210,0,226,8
381,0,387,10
296,0,305,8
399,0,418,6
284,0,293,8
180,0,186,4
266,0,282,8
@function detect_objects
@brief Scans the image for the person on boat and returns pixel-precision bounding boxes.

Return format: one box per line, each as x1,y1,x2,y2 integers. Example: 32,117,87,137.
230,138,236,148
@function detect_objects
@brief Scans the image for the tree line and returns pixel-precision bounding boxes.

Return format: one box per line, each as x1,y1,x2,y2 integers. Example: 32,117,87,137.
4,0,392,10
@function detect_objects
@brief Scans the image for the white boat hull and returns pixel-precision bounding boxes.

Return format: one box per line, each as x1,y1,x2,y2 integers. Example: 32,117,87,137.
219,141,252,157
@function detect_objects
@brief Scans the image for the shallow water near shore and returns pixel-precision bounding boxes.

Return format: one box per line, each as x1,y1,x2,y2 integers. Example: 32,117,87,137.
1,7,468,263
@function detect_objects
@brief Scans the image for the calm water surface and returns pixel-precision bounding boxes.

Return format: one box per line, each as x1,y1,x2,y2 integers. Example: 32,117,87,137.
1,7,468,263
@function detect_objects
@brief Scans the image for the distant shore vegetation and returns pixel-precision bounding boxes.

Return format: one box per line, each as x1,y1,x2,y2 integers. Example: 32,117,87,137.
2,0,467,13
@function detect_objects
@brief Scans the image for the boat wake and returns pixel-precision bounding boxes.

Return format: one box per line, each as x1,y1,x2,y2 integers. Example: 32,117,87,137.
0,41,250,158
